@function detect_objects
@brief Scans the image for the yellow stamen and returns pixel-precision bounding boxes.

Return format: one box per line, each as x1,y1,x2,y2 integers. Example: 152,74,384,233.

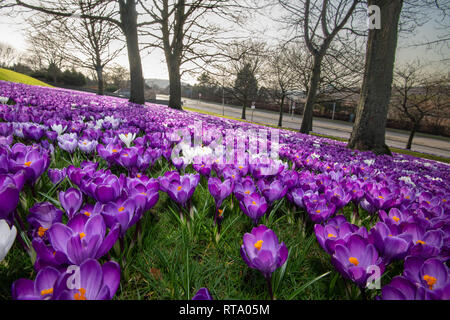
79,232,86,239
137,174,141,178
316,209,321,213
252,201,256,205
244,190,250,195
38,226,48,237
405,196,410,199
443,199,447,202
416,240,426,245
40,288,53,296
254,240,263,251
118,206,125,212
392,216,400,222
84,211,91,217
140,192,147,196
218,209,223,216
112,149,117,153
423,275,437,290
123,153,128,157
348,257,359,266
177,186,182,191
83,141,87,145
232,174,235,179
74,288,87,300
24,161,32,167
378,195,384,199
238,166,243,169
327,233,336,238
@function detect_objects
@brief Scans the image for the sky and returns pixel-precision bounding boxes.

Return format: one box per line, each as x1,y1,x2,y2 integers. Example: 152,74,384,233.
0,3,448,85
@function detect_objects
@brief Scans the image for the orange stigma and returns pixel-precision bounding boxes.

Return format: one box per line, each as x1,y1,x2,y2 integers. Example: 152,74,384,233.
38,226,48,237
423,275,437,290
84,211,91,217
392,216,400,222
416,240,426,245
254,240,263,251
74,288,87,300
40,288,53,296
327,233,337,238
348,257,359,266
118,206,125,212
79,232,86,239
177,186,182,191
24,161,32,167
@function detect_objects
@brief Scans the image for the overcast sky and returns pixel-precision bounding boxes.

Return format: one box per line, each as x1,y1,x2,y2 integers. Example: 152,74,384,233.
0,4,448,85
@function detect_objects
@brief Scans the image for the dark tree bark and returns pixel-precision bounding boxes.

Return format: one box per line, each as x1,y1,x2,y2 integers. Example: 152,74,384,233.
300,54,323,133
95,65,104,95
168,57,182,110
406,120,420,150
278,94,285,127
120,0,145,105
347,0,404,155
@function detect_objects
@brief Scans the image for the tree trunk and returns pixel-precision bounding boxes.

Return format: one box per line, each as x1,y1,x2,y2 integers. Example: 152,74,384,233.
278,94,285,127
241,102,247,120
168,56,182,110
96,66,104,95
406,121,419,150
347,0,403,155
300,54,323,134
120,0,145,105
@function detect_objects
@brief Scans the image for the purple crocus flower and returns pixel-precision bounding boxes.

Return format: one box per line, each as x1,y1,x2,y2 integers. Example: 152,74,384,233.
59,188,83,219
368,222,412,264
402,223,444,258
27,202,63,240
314,220,360,255
402,256,450,300
233,176,257,202
239,192,268,225
257,178,288,204
166,173,200,207
240,225,288,299
44,214,119,265
331,234,385,288
208,177,233,208
380,276,426,300
102,197,139,236
0,134,12,146
23,124,45,141
0,174,20,220
192,288,213,300
12,266,62,300
55,259,121,300
158,170,181,193
48,168,67,184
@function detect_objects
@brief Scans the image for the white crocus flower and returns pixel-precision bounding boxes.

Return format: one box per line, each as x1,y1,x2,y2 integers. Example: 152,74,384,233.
119,132,137,148
0,96,9,104
51,124,67,136
0,220,17,262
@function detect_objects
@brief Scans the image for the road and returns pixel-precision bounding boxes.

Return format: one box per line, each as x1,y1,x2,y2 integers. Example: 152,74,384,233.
156,95,450,159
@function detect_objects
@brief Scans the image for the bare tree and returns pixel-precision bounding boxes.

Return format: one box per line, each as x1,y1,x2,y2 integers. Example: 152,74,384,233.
263,46,298,127
3,0,148,104
278,0,362,133
348,0,404,155
214,40,266,119
392,61,446,149
0,42,21,68
138,0,242,110
26,29,68,80
27,2,124,95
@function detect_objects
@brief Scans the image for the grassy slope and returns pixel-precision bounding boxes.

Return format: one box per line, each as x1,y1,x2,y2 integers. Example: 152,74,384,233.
0,68,53,88
183,106,450,164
